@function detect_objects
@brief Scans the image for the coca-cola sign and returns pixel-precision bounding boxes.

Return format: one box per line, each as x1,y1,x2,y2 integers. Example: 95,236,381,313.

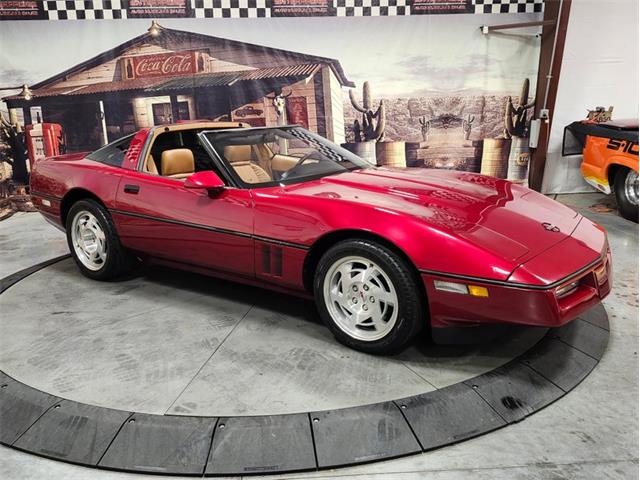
122,51,202,79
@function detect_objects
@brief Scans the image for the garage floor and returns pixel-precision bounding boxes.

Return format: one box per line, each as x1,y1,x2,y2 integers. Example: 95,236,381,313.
0,193,637,479
0,256,548,418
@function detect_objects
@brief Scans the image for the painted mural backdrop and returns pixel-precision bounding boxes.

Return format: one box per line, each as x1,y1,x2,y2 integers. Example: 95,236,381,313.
0,0,542,193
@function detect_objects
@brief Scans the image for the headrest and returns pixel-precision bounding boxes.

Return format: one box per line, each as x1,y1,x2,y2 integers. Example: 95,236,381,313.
224,145,253,164
161,149,194,176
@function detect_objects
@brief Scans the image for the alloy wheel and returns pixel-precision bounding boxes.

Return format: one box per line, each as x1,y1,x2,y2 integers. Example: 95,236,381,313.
323,256,399,342
71,210,107,271
624,170,639,206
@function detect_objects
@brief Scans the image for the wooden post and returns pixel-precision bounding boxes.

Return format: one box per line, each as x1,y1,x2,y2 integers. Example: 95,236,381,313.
23,106,32,127
170,94,180,123
98,100,108,145
528,0,572,191
8,108,19,126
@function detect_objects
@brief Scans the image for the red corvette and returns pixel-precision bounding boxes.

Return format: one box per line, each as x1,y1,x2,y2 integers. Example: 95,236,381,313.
30,122,612,354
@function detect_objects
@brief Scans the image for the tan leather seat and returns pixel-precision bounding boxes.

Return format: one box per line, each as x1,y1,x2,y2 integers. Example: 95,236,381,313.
224,145,271,184
161,149,195,179
145,154,158,175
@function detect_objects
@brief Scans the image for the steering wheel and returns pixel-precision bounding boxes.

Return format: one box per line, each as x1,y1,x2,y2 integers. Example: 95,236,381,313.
280,151,316,181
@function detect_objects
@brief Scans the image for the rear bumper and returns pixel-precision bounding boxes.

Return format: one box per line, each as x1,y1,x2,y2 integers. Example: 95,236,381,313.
424,248,612,329
31,192,65,231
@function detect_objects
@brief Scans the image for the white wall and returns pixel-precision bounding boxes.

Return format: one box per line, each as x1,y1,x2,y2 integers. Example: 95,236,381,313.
542,0,639,193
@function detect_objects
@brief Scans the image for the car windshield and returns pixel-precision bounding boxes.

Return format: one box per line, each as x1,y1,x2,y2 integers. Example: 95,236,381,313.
202,127,372,187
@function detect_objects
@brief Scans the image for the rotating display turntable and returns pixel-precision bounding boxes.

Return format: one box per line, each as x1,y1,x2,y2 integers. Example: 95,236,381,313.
0,256,609,476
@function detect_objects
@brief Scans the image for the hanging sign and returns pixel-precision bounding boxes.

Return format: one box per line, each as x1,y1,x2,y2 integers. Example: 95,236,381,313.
411,0,473,15
271,0,334,17
286,97,310,129
0,0,44,19
127,0,191,18
232,103,267,127
122,51,203,79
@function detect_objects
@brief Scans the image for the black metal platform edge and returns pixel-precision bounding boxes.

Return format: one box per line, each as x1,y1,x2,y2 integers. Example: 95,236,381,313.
0,259,610,477
0,254,70,294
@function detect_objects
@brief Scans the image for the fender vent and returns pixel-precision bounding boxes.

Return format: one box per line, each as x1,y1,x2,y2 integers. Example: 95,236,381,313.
261,244,283,277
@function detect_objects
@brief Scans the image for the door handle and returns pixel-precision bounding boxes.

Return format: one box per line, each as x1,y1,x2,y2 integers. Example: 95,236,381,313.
123,184,140,194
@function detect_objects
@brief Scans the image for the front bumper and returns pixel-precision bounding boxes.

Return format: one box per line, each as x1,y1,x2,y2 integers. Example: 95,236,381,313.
583,174,612,195
424,248,612,329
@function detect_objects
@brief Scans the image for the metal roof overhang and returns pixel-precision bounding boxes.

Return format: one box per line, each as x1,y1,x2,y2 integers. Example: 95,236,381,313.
144,63,321,92
3,64,322,106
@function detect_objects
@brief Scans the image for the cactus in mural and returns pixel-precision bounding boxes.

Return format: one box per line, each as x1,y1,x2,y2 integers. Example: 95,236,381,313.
504,78,535,138
349,81,385,142
462,114,474,140
419,116,431,142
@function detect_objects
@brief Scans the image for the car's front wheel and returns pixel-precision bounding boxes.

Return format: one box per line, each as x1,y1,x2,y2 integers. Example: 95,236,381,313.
314,239,425,355
614,167,639,223
66,199,136,280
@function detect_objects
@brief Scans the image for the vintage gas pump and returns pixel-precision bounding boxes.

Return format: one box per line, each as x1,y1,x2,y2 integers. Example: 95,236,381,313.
25,123,65,169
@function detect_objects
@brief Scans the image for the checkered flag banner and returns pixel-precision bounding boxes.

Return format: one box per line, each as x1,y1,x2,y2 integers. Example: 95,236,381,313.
192,0,270,18
334,0,410,17
473,0,543,14
16,0,545,20
288,128,347,164
44,0,127,20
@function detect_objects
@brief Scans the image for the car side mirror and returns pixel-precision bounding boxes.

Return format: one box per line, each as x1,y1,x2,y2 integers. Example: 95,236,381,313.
184,171,225,195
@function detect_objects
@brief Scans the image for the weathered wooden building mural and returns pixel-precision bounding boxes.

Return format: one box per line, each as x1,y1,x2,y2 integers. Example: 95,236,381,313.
1,0,543,185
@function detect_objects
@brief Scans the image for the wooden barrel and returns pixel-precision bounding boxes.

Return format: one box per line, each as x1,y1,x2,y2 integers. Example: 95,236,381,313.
480,138,510,178
507,136,531,183
341,141,377,165
466,140,484,173
376,141,406,168
405,142,429,167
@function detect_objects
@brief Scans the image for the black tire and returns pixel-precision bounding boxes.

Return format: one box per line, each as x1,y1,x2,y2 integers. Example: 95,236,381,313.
313,239,425,355
614,167,639,223
66,199,136,280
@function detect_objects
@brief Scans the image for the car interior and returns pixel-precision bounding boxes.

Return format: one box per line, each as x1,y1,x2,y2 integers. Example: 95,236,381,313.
143,129,215,179
142,126,307,185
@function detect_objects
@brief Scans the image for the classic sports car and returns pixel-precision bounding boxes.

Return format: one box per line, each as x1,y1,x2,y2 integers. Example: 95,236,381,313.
31,122,612,354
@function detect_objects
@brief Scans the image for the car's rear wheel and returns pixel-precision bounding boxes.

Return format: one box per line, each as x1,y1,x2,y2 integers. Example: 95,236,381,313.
66,199,135,280
314,239,424,355
614,167,639,223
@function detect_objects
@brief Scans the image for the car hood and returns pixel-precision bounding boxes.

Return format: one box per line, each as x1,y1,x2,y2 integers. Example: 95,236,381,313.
285,167,582,265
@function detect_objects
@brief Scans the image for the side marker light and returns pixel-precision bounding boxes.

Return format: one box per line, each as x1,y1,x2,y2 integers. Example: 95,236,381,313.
433,280,489,298
468,285,489,297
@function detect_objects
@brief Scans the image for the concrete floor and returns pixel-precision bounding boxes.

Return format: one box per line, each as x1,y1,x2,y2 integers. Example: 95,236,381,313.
0,257,546,416
0,212,67,278
0,193,638,479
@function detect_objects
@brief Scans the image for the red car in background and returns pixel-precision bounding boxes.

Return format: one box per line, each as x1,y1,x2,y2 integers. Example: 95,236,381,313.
30,122,612,354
